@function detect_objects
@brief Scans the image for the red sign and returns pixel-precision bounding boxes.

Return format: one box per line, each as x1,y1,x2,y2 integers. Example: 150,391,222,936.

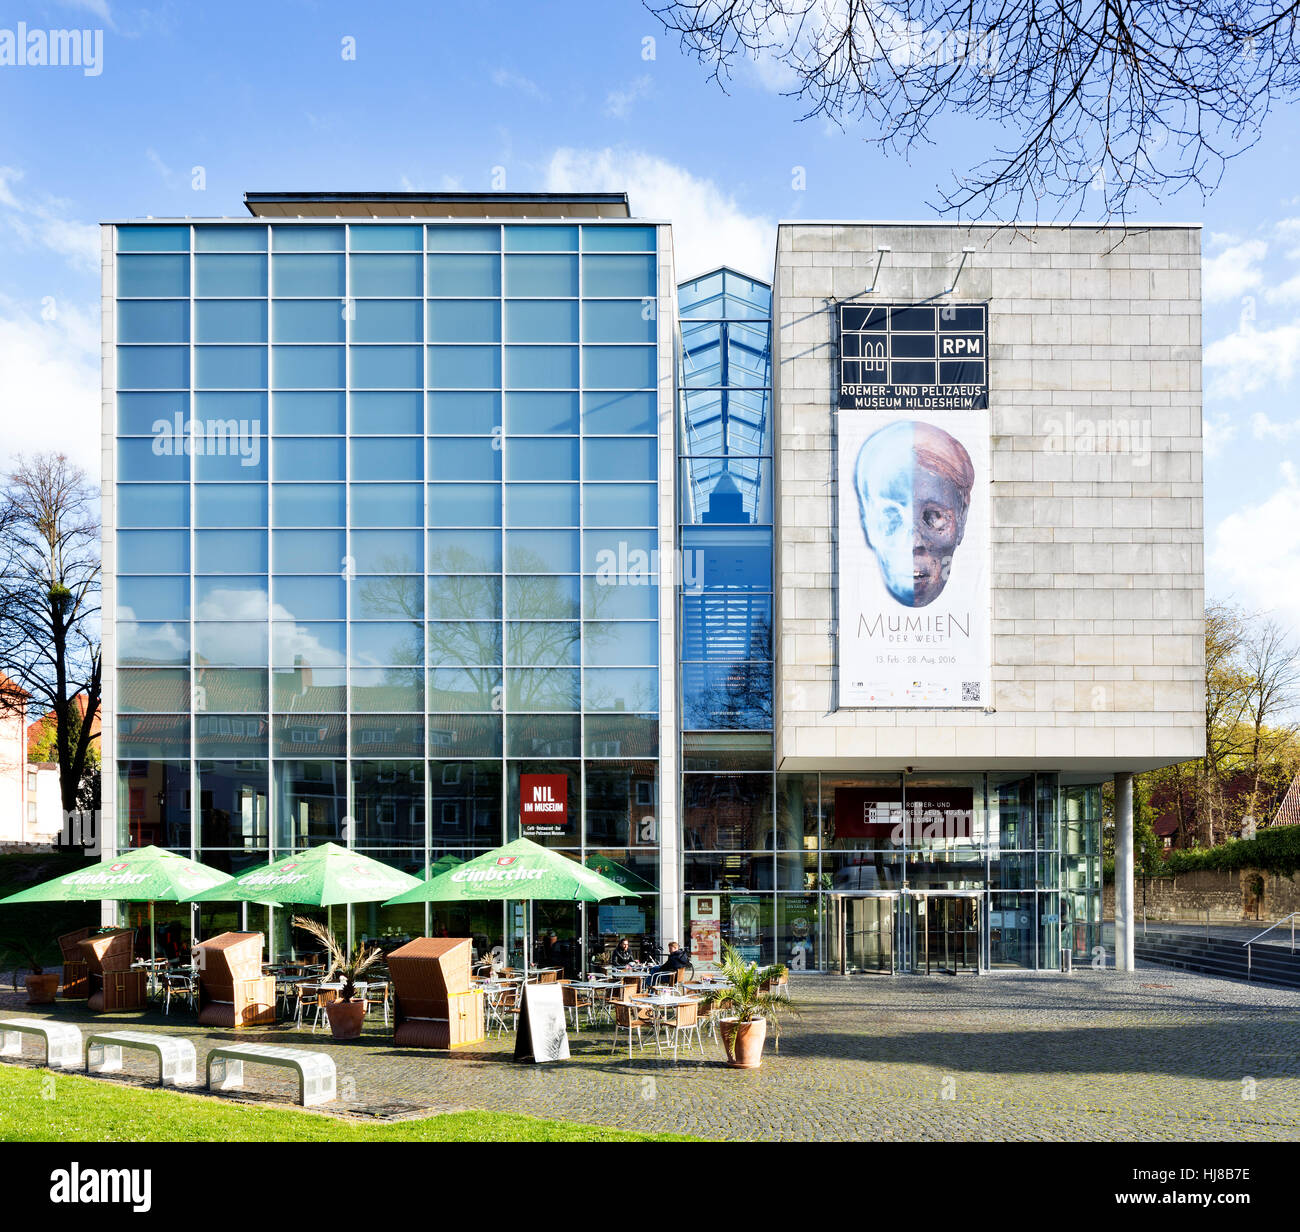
833,787,974,842
520,774,569,836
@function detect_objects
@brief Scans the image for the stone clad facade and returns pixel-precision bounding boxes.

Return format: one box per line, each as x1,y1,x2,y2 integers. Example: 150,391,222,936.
772,222,1205,772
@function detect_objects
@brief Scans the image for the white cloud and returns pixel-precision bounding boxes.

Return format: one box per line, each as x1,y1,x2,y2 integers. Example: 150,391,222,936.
0,294,100,474
1204,320,1300,400
1251,411,1300,441
1202,239,1266,303
1202,410,1237,457
1211,463,1300,634
543,147,775,282
491,68,546,101
604,75,653,119
0,165,99,272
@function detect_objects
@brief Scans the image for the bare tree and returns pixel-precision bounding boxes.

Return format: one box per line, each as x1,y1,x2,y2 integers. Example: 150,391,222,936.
1239,615,1300,824
0,454,101,814
647,0,1300,218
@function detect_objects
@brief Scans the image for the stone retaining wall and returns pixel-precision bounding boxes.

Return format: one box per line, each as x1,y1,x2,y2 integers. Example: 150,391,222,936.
1104,868,1300,922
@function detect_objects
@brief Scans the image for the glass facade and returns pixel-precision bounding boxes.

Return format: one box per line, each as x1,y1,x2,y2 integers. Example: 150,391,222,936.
108,216,1102,976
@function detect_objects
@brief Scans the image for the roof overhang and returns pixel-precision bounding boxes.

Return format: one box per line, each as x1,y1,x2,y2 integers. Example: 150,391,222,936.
244,191,631,219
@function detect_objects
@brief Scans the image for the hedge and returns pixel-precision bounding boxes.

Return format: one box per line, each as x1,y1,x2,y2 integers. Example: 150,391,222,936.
1105,826,1300,883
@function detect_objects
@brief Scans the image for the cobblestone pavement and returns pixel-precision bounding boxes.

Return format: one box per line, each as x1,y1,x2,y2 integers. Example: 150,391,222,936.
2,966,1298,1141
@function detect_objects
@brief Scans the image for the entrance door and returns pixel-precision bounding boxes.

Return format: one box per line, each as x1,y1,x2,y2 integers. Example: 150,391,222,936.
898,894,981,973
844,895,895,973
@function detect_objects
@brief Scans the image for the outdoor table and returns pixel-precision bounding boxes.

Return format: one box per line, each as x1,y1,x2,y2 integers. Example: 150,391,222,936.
684,982,729,993
631,993,704,1050
568,980,624,1025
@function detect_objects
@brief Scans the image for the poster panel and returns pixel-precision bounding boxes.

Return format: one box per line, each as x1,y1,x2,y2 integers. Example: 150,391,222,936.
837,303,990,708
519,773,569,836
688,895,721,965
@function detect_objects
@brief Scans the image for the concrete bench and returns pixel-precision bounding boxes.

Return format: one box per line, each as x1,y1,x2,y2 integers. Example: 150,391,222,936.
85,1030,197,1087
0,1018,82,1070
205,1042,337,1108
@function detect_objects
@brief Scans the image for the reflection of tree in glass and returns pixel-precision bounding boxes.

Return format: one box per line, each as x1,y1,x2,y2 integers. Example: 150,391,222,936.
685,618,772,729
355,559,424,710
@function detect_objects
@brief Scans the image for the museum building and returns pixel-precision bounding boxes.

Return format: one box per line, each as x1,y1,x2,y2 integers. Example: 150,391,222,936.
101,192,1204,974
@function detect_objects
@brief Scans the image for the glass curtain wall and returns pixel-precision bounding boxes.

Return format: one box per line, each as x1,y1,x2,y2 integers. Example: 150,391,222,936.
114,219,661,968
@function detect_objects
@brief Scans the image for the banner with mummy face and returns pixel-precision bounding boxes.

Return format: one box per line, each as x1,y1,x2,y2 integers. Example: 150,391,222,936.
836,303,990,709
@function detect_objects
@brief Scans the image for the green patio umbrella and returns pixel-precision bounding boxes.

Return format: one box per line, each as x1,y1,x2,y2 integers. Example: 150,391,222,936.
381,837,636,979
0,845,231,970
188,843,422,959
583,853,655,893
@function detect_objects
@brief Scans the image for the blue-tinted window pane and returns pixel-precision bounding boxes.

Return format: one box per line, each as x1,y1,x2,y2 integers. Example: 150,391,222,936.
506,575,580,620
427,483,501,526
273,253,345,296
584,437,656,479
504,484,578,527
504,300,578,343
118,575,189,620
681,594,772,661
584,667,658,711
350,254,421,297
586,621,658,666
195,530,268,573
195,346,267,389
350,225,421,251
351,345,422,389
426,622,502,667
428,346,500,389
582,226,656,252
195,300,267,343
118,484,189,527
582,528,655,573
351,529,422,573
506,622,580,666
273,392,345,434
583,254,656,297
426,225,499,251
351,483,422,526
428,392,500,434
273,438,344,481
428,530,501,574
351,392,422,434
194,576,268,620
117,392,187,435
272,621,345,668
271,529,343,573
352,437,421,481
506,668,579,710
195,622,269,666
505,225,577,251
583,300,656,343
117,255,189,297
505,346,578,388
118,530,189,573
272,483,345,527
272,226,344,251
117,226,189,253
583,577,658,619
272,346,345,388
195,254,267,297
118,300,189,343
504,392,579,435
352,300,422,342
351,576,424,620
194,225,266,252
427,300,500,342
505,530,579,573
428,438,500,482
193,391,267,423
272,576,345,621
427,253,499,296
582,391,656,434
427,576,502,619
682,661,771,729
505,438,577,482
196,484,267,527
273,300,345,343
118,622,189,667
117,346,188,389
350,622,423,666
582,483,656,526
118,438,188,482
193,441,267,482
429,669,502,712
583,346,656,389
505,254,577,297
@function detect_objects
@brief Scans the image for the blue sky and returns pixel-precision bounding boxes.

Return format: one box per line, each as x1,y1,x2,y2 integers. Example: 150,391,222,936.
2,0,1298,628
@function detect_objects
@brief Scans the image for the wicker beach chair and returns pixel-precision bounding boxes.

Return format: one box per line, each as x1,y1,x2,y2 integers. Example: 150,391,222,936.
79,929,141,1012
387,937,485,1049
193,932,276,1027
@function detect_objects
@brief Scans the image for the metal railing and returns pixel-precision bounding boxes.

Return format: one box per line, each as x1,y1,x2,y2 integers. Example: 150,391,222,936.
1242,912,1299,981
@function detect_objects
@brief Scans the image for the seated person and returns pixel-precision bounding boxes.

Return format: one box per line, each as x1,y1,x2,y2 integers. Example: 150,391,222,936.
609,937,635,968
649,940,691,982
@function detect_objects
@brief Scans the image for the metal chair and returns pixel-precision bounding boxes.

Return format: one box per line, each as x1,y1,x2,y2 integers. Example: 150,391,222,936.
162,971,196,1016
611,997,659,1058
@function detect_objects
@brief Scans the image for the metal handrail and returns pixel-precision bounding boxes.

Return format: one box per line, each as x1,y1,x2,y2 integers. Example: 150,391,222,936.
1242,912,1299,981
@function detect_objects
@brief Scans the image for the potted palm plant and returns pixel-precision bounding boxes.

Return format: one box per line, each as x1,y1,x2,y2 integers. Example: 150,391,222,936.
291,916,384,1041
703,941,796,1069
1,937,59,1005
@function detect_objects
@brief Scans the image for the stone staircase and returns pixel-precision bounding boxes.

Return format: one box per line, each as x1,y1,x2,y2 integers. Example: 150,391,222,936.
1133,929,1300,990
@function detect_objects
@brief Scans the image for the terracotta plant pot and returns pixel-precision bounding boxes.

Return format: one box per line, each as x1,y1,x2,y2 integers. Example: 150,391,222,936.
325,999,366,1041
25,973,60,1005
718,1017,767,1069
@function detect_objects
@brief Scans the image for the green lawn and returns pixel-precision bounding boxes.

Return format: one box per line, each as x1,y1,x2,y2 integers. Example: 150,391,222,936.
0,1065,697,1142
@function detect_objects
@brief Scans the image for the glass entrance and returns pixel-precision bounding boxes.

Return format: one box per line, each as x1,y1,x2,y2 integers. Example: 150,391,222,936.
900,893,981,974
843,894,895,973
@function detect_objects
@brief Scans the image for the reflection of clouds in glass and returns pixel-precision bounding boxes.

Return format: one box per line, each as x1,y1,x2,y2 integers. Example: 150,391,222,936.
195,584,268,621
117,618,188,665
272,622,345,668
